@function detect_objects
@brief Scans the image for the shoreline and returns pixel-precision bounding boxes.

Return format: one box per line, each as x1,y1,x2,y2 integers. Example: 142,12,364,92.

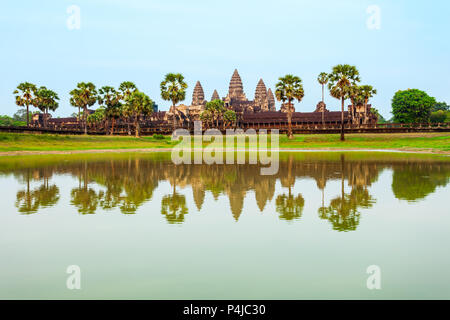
1,147,449,156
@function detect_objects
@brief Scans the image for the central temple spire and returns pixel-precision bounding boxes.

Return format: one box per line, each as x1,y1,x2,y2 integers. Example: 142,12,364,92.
228,69,246,100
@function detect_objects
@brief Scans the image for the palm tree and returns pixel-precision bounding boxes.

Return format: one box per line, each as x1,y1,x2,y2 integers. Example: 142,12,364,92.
98,86,121,135
87,107,106,131
118,81,138,135
317,72,328,126
359,85,377,114
124,91,154,137
275,75,305,139
328,64,360,141
34,86,59,128
70,82,98,134
160,73,187,130
200,109,213,129
205,99,225,127
223,110,237,129
13,82,37,127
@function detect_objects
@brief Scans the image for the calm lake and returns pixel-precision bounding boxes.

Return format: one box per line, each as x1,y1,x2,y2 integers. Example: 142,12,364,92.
0,152,449,299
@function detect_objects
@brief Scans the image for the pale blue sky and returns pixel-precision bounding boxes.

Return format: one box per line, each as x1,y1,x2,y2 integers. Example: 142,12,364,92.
1,0,449,119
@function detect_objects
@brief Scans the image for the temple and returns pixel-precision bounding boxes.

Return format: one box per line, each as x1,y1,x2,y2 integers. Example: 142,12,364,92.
31,69,378,132
166,69,378,127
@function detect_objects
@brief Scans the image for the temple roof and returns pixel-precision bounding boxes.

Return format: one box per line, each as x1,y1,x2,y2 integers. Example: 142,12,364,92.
267,88,276,111
191,81,205,105
254,78,267,101
211,89,220,101
228,69,246,100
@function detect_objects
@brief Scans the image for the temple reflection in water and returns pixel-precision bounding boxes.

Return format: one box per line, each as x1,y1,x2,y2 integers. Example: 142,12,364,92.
2,153,449,232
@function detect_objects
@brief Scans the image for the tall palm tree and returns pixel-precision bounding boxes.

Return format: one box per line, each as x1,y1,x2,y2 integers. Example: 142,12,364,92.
160,73,187,130
118,81,138,135
13,82,37,127
34,86,59,128
98,86,121,135
359,85,377,113
328,64,360,141
124,91,154,137
317,72,328,126
275,75,305,139
70,82,98,134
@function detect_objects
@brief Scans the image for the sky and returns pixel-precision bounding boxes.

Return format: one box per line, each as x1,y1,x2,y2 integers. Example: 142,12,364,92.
1,0,449,119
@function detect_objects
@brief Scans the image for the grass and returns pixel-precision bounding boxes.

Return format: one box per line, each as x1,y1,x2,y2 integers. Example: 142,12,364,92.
0,132,449,153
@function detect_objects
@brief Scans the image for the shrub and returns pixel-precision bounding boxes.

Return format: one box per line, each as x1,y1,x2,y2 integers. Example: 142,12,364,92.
152,134,165,140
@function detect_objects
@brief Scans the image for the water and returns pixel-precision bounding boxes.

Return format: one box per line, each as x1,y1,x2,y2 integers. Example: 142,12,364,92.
0,152,449,299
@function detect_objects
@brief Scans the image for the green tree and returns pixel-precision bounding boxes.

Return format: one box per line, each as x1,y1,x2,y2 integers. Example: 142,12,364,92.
275,75,305,139
70,82,98,134
430,110,448,123
391,89,436,123
317,72,328,103
160,73,187,130
432,102,449,112
98,86,121,135
317,72,328,125
223,110,237,128
13,82,37,127
200,109,213,128
118,81,138,135
87,107,106,130
205,99,226,127
34,86,59,128
328,64,360,141
124,91,154,137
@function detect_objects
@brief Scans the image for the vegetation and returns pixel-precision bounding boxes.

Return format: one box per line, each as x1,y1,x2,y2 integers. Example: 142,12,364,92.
317,72,328,125
275,75,305,139
0,115,26,127
13,82,37,127
328,64,361,141
391,89,436,123
98,86,121,135
0,132,448,153
123,91,154,137
34,86,59,128
69,82,98,134
160,73,187,130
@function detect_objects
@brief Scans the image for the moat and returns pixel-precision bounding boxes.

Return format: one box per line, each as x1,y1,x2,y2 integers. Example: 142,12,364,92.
0,152,449,299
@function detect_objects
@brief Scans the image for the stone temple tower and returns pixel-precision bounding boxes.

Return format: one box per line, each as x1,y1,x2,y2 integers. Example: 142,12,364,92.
227,69,247,101
267,88,276,111
211,89,220,101
191,81,206,106
254,79,269,112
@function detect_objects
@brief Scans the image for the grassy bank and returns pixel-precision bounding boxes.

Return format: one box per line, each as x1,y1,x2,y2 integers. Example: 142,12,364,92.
0,132,449,153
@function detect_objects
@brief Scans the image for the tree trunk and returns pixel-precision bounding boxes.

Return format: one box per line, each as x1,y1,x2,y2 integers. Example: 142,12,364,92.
26,104,29,127
322,84,324,103
44,107,48,128
111,118,115,136
340,97,345,141
84,106,88,135
172,103,177,131
135,115,140,138
287,99,293,139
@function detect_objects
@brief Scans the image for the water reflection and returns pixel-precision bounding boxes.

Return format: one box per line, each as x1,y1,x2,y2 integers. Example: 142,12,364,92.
1,153,449,230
